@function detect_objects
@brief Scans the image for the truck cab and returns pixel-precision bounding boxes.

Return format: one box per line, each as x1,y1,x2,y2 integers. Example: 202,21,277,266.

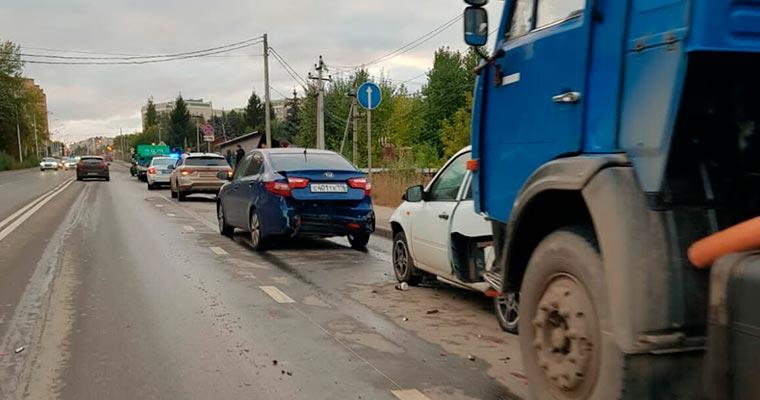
464,0,760,398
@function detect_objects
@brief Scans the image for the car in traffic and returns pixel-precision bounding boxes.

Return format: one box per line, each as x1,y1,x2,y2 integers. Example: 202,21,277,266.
146,156,177,190
216,148,375,251
76,156,110,181
170,153,231,201
39,157,59,171
62,157,78,170
389,146,519,333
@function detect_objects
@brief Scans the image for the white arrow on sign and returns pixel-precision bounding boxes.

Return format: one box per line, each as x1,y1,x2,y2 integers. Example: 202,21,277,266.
367,86,373,110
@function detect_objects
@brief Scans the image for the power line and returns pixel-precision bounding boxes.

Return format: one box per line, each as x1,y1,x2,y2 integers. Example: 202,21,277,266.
20,36,263,61
270,85,289,99
268,47,308,88
23,41,263,65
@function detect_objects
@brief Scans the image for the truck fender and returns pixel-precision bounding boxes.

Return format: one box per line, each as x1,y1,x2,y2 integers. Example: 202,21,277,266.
502,155,687,353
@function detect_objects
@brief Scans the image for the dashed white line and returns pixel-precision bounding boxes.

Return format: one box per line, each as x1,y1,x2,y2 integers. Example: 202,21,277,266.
155,204,164,208
0,178,75,242
183,225,196,232
259,286,295,304
209,247,228,256
391,389,432,400
166,213,176,217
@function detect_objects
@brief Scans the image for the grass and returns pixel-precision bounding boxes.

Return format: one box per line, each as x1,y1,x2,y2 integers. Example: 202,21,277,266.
370,169,432,208
0,151,41,172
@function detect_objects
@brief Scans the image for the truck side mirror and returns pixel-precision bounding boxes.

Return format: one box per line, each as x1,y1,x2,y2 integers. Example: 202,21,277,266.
464,6,489,47
404,185,424,203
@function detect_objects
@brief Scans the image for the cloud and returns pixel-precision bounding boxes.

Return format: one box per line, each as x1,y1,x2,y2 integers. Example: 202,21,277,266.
3,0,503,142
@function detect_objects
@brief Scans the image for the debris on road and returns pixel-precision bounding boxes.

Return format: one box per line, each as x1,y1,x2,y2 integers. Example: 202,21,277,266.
468,355,476,361
426,309,439,315
402,317,409,322
15,346,25,354
395,282,409,291
272,359,278,366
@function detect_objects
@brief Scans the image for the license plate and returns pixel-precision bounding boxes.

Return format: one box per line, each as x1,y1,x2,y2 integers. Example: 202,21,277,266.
88,172,97,176
310,183,348,193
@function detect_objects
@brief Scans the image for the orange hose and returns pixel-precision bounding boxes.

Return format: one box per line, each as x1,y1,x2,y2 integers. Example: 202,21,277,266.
688,216,760,269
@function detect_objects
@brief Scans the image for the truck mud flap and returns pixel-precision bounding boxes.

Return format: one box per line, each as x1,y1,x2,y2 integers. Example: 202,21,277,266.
704,251,760,400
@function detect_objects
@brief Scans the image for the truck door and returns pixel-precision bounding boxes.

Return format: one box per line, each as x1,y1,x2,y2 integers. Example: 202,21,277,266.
479,0,591,222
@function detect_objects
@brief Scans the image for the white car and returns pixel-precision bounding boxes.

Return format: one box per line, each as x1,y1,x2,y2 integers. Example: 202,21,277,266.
389,146,519,333
146,156,177,190
39,157,58,171
62,157,78,170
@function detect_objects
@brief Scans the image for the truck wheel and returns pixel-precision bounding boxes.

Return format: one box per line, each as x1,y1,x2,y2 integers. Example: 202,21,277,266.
494,290,519,334
519,227,623,400
392,231,423,286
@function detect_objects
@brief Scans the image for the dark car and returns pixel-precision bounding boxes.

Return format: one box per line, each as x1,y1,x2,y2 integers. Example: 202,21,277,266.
76,156,110,181
216,148,375,251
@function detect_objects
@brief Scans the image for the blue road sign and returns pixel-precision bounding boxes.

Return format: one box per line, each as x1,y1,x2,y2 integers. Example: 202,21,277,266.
357,82,382,110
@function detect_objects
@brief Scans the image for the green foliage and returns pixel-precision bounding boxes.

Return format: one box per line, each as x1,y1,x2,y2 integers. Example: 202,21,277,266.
282,92,300,142
144,97,158,131
244,90,263,132
168,95,192,148
440,92,473,159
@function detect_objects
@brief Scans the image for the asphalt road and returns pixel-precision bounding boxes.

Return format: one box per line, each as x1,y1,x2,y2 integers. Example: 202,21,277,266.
0,164,528,400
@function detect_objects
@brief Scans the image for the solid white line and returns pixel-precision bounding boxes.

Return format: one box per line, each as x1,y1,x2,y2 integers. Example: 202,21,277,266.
0,178,75,242
391,390,432,400
0,178,73,231
259,286,295,304
209,246,228,256
183,225,196,232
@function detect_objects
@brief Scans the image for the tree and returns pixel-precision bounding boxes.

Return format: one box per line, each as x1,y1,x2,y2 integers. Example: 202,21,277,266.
143,97,158,131
282,91,301,142
226,110,247,138
440,92,473,159
244,90,264,132
420,47,472,158
168,95,192,148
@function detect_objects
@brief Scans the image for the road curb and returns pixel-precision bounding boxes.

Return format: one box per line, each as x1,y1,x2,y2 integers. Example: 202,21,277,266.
375,225,392,240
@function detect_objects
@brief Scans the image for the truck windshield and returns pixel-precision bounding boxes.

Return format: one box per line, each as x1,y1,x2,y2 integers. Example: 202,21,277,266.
269,153,355,171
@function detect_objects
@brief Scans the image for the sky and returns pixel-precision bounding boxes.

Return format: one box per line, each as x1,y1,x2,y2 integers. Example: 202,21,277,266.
2,1,503,143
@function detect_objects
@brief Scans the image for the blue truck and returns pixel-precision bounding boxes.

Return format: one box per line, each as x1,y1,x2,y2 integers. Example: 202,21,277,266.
462,0,760,398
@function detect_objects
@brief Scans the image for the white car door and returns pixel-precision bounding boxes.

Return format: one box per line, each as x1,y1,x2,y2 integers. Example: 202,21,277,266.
410,152,469,275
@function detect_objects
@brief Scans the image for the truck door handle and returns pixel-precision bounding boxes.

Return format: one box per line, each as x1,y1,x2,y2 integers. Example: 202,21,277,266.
438,213,449,220
552,91,582,104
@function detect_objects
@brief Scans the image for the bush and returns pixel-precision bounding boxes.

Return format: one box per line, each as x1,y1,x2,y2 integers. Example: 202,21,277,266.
0,151,40,171
0,152,16,171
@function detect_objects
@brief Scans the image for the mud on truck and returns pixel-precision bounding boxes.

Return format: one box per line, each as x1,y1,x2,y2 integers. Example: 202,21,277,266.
462,0,760,398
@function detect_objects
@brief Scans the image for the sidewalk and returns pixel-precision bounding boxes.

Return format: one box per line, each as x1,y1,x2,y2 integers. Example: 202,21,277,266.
373,204,395,239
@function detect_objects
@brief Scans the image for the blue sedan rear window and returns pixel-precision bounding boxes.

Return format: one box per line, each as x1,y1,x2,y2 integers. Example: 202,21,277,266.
269,153,355,171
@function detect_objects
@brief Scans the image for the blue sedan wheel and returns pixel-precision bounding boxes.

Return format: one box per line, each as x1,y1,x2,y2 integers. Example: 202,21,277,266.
249,211,269,252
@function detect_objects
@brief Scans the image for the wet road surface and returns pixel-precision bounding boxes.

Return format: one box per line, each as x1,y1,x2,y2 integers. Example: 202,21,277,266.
0,164,528,400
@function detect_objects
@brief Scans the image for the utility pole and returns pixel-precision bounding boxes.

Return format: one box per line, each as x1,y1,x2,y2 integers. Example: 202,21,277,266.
16,106,23,163
352,96,358,164
309,56,331,149
339,101,354,156
158,126,162,144
32,111,39,159
263,34,272,148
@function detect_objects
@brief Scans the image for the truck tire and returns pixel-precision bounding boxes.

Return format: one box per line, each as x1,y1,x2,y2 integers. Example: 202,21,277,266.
392,231,423,286
519,226,624,400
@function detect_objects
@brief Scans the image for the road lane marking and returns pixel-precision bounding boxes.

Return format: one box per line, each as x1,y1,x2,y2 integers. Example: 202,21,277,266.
155,204,164,208
209,246,229,256
391,390,432,400
259,286,295,304
166,213,176,217
183,225,196,232
158,194,217,231
0,178,75,243
0,178,73,231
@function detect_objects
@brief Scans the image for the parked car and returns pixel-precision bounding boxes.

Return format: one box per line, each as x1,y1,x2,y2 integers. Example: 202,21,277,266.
216,148,374,251
62,157,78,170
76,156,110,181
389,146,519,333
170,153,231,201
39,157,58,171
146,156,176,190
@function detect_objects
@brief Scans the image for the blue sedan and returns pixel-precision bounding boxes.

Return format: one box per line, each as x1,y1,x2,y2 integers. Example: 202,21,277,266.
216,148,375,251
